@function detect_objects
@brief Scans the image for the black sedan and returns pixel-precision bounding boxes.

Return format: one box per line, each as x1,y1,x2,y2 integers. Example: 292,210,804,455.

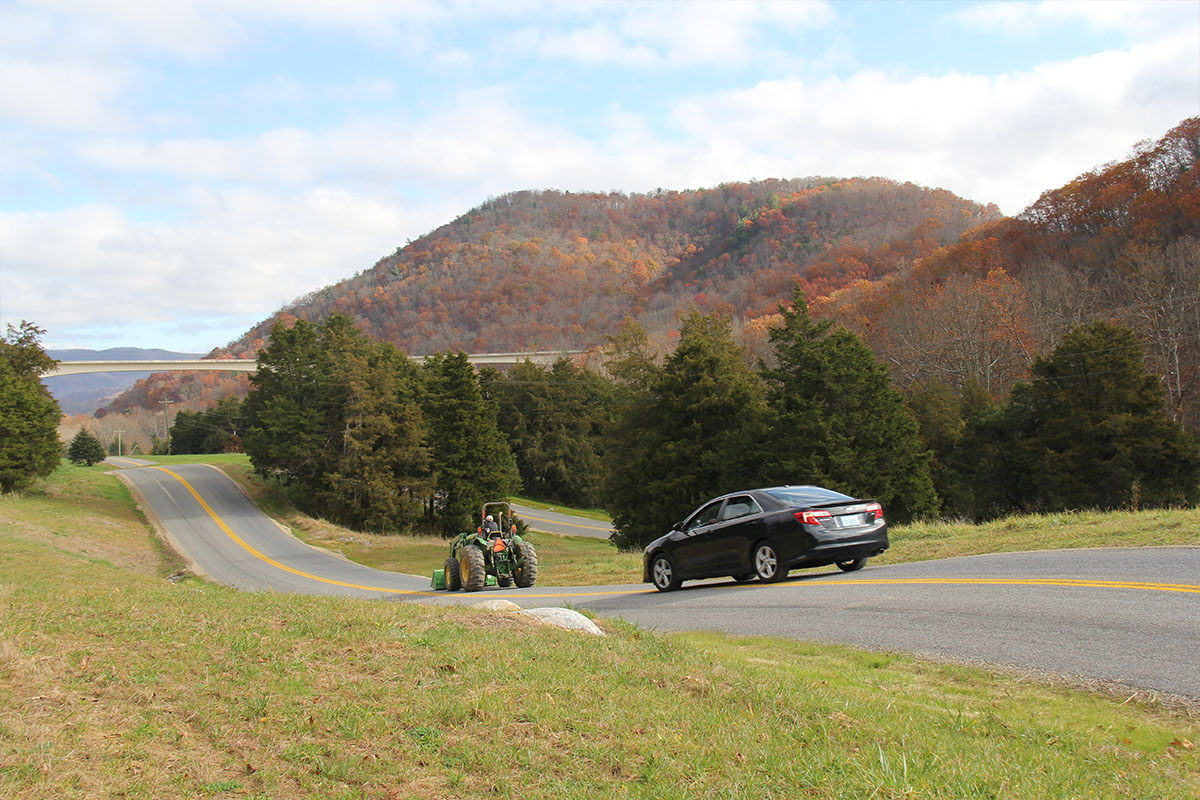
642,486,889,592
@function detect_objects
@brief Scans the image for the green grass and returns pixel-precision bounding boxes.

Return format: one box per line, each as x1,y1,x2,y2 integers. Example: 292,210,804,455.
2,465,1199,798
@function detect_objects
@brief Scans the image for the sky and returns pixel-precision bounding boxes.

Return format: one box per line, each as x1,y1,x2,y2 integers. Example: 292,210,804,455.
1,0,1197,354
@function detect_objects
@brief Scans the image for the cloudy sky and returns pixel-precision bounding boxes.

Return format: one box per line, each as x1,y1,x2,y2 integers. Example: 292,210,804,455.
1,0,1197,353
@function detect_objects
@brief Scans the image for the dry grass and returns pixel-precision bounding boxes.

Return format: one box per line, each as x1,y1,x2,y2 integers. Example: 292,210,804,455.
2,462,1199,798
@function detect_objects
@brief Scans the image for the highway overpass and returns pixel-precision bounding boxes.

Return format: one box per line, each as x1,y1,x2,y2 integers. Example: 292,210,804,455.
42,351,584,378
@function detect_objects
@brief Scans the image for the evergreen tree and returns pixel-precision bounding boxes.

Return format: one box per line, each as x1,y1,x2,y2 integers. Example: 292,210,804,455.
484,359,612,508
68,428,107,466
421,352,520,535
0,322,61,493
604,310,766,550
906,379,993,519
242,318,332,492
319,339,431,532
759,287,938,522
986,321,1200,514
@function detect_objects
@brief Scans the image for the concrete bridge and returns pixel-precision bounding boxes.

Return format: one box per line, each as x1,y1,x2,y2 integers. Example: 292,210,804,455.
42,351,583,378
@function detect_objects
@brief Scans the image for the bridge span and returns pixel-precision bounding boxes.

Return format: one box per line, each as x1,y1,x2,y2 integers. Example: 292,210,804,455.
42,351,584,378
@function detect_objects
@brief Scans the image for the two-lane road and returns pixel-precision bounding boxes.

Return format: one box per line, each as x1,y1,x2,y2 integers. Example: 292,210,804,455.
115,462,1200,700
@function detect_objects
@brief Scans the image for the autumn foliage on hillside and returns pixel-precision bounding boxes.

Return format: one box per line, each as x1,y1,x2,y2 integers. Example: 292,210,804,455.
243,176,997,356
818,116,1200,429
106,176,995,418
107,118,1199,440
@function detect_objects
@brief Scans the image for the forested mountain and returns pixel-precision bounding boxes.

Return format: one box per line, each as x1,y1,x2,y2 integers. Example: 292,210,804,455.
243,176,998,355
106,117,1198,439
817,117,1200,430
105,177,997,414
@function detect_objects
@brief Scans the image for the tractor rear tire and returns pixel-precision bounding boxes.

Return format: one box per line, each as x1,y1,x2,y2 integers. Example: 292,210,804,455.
461,547,486,592
444,557,461,591
514,541,538,588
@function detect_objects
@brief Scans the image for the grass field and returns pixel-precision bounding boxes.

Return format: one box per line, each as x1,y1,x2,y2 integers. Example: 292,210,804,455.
2,460,1197,798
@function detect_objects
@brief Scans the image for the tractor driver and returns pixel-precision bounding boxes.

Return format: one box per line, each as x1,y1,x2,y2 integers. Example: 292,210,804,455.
483,514,500,535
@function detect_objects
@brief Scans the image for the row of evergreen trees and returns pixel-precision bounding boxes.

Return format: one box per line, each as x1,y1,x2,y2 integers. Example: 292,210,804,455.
239,314,517,536
180,289,1199,550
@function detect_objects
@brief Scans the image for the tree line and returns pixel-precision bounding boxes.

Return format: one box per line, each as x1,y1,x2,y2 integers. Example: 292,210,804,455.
179,291,1197,550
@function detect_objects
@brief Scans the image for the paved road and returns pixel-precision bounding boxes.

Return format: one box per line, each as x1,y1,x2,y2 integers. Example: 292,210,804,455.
510,502,614,539
115,462,1200,700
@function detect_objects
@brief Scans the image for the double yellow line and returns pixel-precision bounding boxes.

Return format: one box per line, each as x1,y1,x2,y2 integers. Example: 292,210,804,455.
155,467,1200,599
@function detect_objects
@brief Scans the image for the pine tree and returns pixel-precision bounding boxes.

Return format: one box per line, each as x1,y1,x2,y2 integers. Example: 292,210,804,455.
605,310,766,550
759,286,938,522
242,318,332,491
1000,320,1200,513
320,340,430,532
68,428,107,466
484,359,611,508
421,352,520,535
0,322,61,493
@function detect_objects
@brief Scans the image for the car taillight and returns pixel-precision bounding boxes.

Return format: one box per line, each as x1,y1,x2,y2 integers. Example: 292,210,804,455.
866,502,883,520
795,510,832,525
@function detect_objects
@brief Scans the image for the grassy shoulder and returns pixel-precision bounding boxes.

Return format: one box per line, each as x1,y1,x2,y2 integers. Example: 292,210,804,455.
2,465,1199,798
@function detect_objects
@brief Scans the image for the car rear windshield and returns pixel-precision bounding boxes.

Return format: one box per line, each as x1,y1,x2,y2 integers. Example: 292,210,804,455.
764,487,854,506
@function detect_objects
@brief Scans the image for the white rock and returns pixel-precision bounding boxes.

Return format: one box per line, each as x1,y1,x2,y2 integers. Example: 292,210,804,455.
472,599,522,611
519,606,606,636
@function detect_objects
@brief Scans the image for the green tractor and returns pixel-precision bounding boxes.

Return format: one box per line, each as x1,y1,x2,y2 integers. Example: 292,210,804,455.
431,502,538,592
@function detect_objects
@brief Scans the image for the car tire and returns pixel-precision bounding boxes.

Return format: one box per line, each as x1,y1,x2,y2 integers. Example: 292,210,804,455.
836,557,867,572
461,547,486,592
514,541,538,588
650,553,681,592
444,556,462,591
730,574,755,583
753,542,785,583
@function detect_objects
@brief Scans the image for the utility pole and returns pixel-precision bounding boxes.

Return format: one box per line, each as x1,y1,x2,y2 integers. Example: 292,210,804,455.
114,429,124,457
159,400,177,455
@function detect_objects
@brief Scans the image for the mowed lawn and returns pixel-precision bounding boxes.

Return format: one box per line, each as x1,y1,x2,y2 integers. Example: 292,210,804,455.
1,459,1196,798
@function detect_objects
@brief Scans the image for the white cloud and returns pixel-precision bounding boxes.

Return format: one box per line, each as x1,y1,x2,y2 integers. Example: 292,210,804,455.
954,0,1196,40
0,189,451,349
0,57,133,131
517,0,835,69
666,30,1199,212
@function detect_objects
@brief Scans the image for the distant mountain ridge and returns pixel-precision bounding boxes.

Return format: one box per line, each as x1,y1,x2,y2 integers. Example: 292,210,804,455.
46,347,203,414
101,118,1200,430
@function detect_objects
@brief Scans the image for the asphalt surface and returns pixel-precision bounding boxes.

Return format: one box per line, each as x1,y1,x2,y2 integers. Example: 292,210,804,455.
509,502,614,538
114,461,1200,701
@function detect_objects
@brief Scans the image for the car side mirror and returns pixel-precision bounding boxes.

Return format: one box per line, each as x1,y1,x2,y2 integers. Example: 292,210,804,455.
672,521,685,532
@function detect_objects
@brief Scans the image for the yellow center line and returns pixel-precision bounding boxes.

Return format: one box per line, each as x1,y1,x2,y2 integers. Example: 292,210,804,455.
153,468,1200,599
155,467,441,597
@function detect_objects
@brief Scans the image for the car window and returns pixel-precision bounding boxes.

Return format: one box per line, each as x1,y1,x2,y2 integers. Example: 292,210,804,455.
686,500,724,531
720,496,761,521
764,486,854,506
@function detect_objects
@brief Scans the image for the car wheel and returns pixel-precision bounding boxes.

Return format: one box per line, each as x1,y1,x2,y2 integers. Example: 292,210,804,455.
444,556,462,591
753,542,785,583
650,553,681,592
730,574,755,583
836,557,867,572
460,547,486,592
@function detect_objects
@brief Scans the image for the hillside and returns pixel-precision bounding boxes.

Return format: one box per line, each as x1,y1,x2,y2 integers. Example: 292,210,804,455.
105,177,997,414
817,116,1200,429
103,117,1199,430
